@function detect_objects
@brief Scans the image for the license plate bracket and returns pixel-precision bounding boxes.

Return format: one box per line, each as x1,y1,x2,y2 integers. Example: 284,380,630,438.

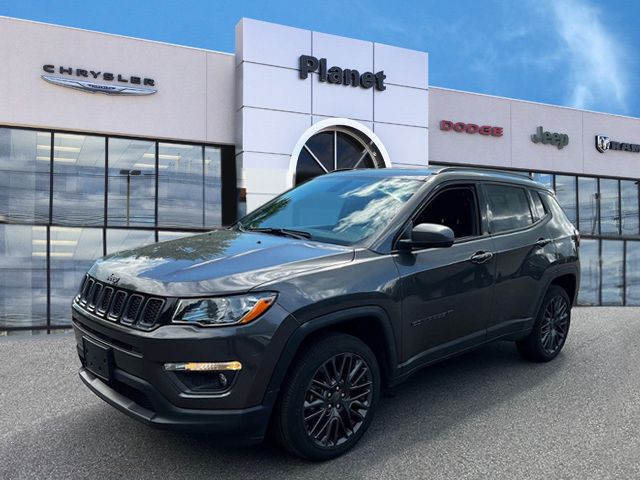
83,336,112,382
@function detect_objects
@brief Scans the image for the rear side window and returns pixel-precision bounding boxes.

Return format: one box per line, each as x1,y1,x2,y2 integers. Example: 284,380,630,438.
530,190,547,220
485,184,533,233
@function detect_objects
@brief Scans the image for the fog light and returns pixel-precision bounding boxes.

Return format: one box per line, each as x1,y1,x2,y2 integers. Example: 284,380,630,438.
164,361,242,372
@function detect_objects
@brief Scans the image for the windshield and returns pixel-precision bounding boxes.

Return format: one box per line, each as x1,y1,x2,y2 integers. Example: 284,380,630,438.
238,175,424,245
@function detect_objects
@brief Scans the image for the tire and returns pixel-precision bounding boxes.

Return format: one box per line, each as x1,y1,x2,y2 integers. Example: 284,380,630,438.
517,285,571,362
274,332,381,461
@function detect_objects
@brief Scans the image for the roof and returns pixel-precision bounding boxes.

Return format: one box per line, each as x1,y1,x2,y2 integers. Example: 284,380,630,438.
322,166,551,190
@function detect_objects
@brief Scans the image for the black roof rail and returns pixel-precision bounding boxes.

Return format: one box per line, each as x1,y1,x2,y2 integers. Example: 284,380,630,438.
435,166,532,179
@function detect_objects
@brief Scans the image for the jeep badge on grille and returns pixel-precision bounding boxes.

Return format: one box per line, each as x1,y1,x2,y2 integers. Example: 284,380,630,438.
106,273,120,286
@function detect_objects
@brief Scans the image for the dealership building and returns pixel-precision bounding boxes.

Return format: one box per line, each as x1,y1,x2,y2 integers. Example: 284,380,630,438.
1,16,639,334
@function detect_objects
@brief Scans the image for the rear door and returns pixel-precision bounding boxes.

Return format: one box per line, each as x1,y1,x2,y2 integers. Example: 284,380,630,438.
480,183,557,338
394,183,496,364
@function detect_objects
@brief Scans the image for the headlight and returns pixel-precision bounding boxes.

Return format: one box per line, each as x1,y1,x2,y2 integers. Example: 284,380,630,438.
172,292,277,326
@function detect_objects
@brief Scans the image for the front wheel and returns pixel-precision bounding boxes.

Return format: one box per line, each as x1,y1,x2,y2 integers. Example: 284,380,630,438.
274,333,380,461
517,285,571,362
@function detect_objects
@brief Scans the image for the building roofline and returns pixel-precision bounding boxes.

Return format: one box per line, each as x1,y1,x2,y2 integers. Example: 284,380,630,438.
429,85,640,122
0,15,234,57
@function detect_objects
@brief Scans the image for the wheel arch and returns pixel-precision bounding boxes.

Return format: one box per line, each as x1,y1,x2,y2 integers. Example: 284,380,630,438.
264,306,399,400
550,272,578,305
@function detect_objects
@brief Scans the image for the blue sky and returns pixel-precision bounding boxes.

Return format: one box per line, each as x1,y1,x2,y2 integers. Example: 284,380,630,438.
2,0,639,118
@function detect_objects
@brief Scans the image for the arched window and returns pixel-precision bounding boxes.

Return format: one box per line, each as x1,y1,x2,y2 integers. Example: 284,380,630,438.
294,126,386,185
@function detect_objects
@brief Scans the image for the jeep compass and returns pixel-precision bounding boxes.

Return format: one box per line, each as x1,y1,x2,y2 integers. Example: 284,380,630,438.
72,167,580,460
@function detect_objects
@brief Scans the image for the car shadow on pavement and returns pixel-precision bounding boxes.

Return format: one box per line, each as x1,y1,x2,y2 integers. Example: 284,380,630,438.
1,341,570,480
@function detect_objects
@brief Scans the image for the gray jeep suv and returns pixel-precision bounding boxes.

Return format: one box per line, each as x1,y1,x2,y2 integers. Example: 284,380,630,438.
72,167,580,460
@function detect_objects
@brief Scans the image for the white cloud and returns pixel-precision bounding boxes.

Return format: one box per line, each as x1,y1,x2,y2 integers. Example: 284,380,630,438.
545,0,629,112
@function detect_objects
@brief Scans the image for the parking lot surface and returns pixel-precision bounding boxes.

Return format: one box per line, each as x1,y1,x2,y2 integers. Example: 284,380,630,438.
1,307,639,479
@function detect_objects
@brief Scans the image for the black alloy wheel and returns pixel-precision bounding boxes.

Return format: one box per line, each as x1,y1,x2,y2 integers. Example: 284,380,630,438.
539,295,570,355
303,352,373,448
274,333,380,460
517,285,572,362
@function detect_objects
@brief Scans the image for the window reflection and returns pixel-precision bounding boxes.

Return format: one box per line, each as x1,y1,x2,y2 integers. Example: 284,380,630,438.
52,133,105,226
577,239,600,305
0,128,50,224
599,179,620,235
157,143,204,228
0,225,48,329
157,230,195,242
49,227,104,326
108,138,156,226
626,241,640,306
554,175,577,227
621,181,639,236
106,229,155,255
601,240,623,305
578,177,598,235
531,172,553,190
204,146,222,227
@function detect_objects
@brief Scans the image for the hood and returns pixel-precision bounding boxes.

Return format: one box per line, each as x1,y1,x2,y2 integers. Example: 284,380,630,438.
89,229,354,297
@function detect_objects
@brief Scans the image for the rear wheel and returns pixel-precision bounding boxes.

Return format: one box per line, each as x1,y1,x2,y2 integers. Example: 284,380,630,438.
274,333,380,460
517,285,571,362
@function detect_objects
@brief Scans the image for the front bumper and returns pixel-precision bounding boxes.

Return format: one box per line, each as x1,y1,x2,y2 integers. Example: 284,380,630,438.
72,301,298,442
79,367,272,442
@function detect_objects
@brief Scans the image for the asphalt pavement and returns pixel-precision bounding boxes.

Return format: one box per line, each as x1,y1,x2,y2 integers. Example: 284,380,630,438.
1,307,639,479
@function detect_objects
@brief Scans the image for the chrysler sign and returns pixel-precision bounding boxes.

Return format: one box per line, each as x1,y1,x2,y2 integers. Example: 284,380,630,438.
595,135,640,153
41,64,157,96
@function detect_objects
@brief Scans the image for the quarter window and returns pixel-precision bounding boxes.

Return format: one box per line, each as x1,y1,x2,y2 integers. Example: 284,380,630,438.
485,184,533,233
530,190,547,220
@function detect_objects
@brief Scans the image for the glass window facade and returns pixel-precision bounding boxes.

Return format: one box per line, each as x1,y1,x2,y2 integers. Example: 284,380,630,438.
621,180,639,236
0,126,233,333
599,179,620,235
107,138,156,227
0,129,50,224
578,176,598,235
601,240,624,305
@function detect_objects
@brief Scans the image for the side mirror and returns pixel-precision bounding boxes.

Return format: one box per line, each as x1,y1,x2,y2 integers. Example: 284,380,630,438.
398,223,455,250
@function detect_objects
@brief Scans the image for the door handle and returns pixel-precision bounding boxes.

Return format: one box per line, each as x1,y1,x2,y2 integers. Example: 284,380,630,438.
470,251,494,264
535,238,552,248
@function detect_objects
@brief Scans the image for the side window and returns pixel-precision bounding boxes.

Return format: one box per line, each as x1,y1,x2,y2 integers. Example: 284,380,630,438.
485,184,533,233
530,190,547,220
415,186,479,239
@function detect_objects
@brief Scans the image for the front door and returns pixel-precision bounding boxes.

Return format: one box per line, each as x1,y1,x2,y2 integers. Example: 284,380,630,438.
394,184,496,365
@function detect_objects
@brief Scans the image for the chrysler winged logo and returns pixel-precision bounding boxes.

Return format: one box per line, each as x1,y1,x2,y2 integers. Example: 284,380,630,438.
595,135,611,153
41,75,157,96
106,273,121,286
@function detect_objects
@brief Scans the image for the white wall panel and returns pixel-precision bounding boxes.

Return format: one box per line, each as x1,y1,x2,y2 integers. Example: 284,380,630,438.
312,32,373,73
511,101,583,174
236,18,311,68
375,84,428,127
312,76,374,120
0,17,235,144
583,112,640,178
429,88,511,167
374,123,428,167
240,62,311,114
240,107,311,155
374,43,428,88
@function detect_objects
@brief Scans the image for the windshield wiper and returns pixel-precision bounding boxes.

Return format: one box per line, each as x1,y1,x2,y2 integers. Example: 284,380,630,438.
246,227,312,240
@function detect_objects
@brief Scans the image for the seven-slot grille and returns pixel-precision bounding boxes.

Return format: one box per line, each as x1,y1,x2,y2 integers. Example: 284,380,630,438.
76,275,166,330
